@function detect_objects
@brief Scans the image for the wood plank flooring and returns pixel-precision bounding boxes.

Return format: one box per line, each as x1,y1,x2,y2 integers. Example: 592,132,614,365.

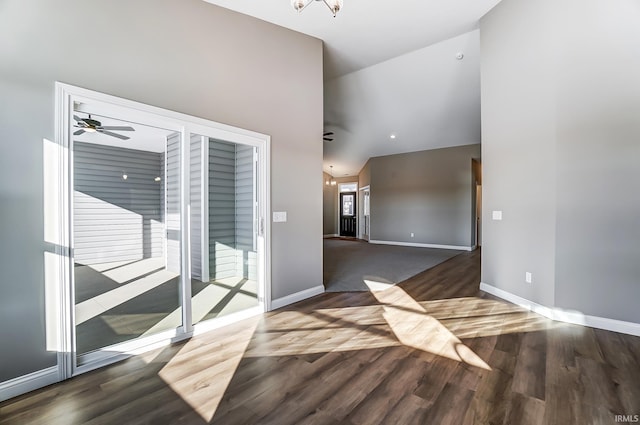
2,249,640,424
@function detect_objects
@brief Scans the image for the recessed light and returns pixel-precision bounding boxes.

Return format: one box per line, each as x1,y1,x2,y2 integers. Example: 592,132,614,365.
390,134,396,139
154,176,161,182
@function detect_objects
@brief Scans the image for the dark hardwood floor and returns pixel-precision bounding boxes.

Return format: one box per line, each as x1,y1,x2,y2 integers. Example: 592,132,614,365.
1,249,639,424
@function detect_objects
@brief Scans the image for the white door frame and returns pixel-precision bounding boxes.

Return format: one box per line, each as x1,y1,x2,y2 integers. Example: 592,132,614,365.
51,82,271,378
359,185,370,241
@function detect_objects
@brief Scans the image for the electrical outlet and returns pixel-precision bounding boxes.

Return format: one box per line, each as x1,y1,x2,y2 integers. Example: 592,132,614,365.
410,232,414,238
525,272,532,283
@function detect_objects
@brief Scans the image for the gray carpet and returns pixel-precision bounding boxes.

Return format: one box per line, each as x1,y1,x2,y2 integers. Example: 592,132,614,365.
323,239,462,292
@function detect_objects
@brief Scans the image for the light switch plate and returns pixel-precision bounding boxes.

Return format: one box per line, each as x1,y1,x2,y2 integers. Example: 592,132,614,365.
273,211,287,223
492,210,503,220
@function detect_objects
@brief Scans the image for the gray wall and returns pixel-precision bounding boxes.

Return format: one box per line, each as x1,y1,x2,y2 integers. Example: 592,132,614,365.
553,0,640,322
73,142,163,264
0,0,322,383
369,144,481,247
481,0,640,323
322,172,337,235
358,160,371,189
480,0,557,308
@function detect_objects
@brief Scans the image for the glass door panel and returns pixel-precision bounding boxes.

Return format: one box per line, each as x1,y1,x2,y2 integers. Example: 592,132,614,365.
72,115,182,360
190,135,259,326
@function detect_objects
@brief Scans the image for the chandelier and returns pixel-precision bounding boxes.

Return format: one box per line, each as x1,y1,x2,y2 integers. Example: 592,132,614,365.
325,165,337,186
291,0,343,17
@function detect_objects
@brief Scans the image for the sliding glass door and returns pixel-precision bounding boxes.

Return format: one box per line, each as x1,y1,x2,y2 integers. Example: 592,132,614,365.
58,84,269,375
189,136,260,326
72,113,182,365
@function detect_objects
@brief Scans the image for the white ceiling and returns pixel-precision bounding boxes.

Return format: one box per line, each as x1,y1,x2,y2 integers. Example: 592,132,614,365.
325,30,481,176
203,0,501,79
203,0,499,176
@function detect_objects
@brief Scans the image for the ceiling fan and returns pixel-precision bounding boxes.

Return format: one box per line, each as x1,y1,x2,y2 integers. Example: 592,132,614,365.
73,114,135,140
323,131,334,142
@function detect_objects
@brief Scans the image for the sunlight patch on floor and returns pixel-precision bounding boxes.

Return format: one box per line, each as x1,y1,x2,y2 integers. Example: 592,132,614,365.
91,257,168,283
140,278,259,337
102,313,170,335
158,316,260,422
371,286,492,370
363,277,395,291
75,269,177,325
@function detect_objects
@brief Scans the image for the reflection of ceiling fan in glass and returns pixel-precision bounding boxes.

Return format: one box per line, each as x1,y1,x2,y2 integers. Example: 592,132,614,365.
73,114,135,140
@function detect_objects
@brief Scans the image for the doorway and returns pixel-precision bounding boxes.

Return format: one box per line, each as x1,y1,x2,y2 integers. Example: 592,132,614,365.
53,83,270,376
360,186,370,241
340,192,357,237
476,184,482,247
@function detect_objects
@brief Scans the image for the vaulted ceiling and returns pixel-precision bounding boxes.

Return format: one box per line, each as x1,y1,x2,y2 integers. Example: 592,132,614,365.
204,0,501,176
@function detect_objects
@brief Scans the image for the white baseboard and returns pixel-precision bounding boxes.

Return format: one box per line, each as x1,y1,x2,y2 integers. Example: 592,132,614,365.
369,240,472,251
193,306,264,336
0,366,59,402
479,282,555,319
552,309,640,337
271,285,325,310
323,234,338,238
480,282,640,337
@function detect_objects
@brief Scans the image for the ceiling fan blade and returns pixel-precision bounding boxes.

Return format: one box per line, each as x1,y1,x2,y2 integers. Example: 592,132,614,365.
99,129,130,140
73,129,86,136
73,115,84,122
99,126,135,131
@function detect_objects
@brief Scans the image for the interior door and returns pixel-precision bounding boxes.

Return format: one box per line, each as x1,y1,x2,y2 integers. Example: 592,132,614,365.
363,190,370,241
340,192,357,237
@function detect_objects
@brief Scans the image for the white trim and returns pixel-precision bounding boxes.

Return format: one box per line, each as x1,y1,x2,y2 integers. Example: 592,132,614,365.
260,136,272,311
479,282,555,319
74,326,189,375
55,83,267,143
200,135,210,281
480,282,640,337
181,127,193,334
338,181,358,193
0,367,59,402
369,240,473,251
271,285,325,310
323,234,339,238
193,306,263,336
553,310,640,337
53,83,74,380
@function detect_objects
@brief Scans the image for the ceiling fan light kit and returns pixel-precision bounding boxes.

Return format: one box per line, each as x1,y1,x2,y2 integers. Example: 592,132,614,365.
291,0,343,17
73,114,135,140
